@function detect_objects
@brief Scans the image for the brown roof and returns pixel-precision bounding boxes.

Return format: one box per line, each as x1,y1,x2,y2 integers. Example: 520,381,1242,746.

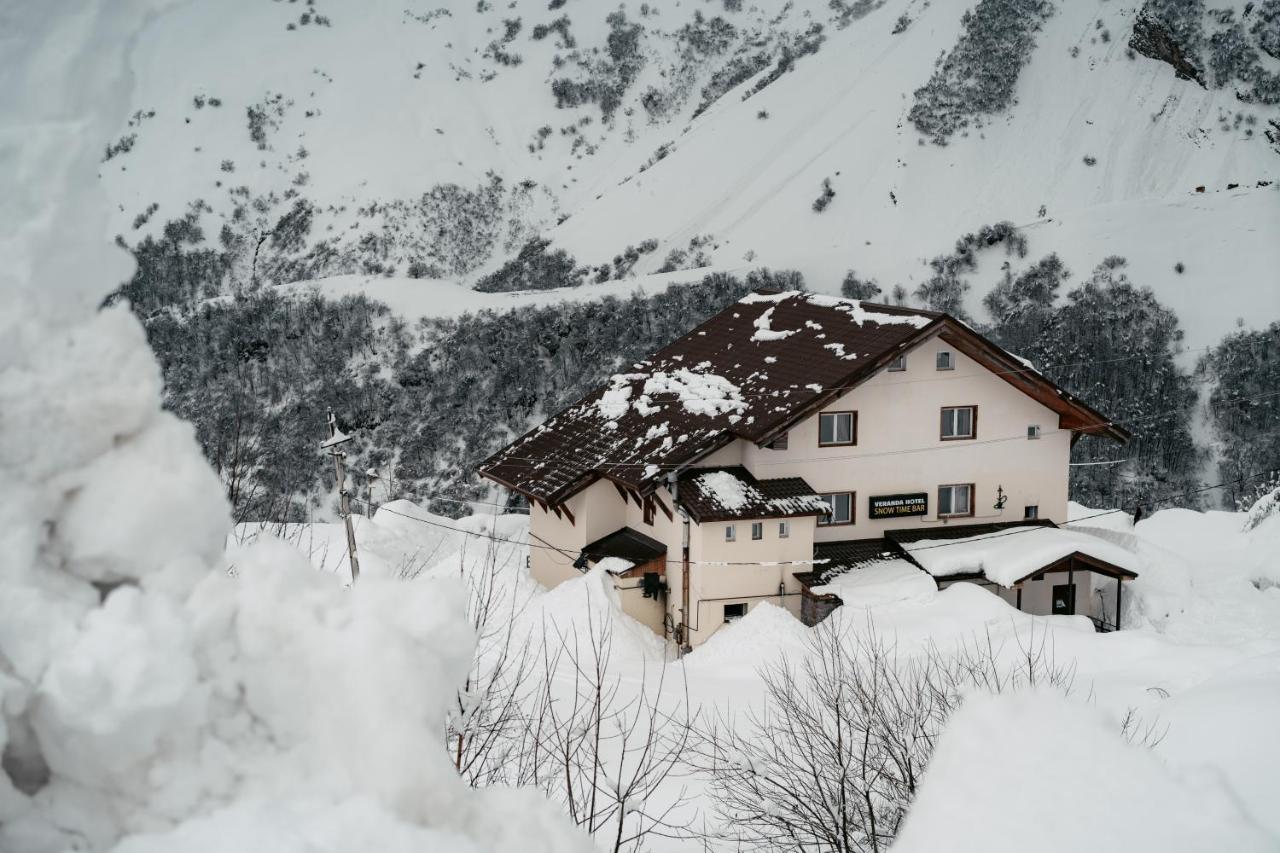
479,290,1130,505
804,538,908,587
676,466,828,523
582,527,667,564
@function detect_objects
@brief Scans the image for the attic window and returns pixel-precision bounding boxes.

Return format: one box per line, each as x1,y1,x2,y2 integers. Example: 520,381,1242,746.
1027,424,1041,440
936,350,954,371
888,354,906,372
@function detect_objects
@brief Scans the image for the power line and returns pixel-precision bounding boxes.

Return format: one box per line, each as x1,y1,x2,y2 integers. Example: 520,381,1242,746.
348,469,1273,568
483,387,1280,472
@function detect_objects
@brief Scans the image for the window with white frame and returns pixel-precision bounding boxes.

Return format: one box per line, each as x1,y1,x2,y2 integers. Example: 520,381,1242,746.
723,602,747,622
936,350,955,370
818,411,856,446
725,524,736,542
1024,505,1039,520
940,406,976,440
888,354,906,372
751,521,763,540
778,520,790,538
817,492,854,525
1027,424,1041,440
938,484,973,518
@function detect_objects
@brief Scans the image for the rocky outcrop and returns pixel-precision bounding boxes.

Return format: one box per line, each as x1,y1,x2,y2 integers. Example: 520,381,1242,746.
1130,11,1205,85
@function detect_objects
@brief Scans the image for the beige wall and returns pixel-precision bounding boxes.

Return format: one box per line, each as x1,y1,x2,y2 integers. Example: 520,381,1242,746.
677,515,815,646
737,334,1071,541
938,571,1106,621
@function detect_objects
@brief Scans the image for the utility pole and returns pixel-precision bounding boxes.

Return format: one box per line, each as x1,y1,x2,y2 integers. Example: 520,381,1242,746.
322,409,360,584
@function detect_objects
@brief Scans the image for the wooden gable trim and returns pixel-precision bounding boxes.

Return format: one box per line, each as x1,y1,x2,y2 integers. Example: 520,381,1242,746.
559,503,575,526
1012,551,1138,586
614,482,631,505
651,490,674,522
936,323,1130,443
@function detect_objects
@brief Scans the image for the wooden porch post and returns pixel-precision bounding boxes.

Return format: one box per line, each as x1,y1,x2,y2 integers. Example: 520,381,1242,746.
1115,579,1123,631
1016,586,1022,610
1067,559,1075,615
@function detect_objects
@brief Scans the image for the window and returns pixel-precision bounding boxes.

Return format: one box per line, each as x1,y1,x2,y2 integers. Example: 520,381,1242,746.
1024,505,1039,520
1051,584,1075,616
643,497,655,526
938,484,973,518
1027,424,1041,440
818,411,857,446
751,521,763,540
723,602,747,622
888,354,906,372
778,520,790,538
724,524,736,542
940,406,976,440
936,350,954,370
766,432,790,450
817,492,854,525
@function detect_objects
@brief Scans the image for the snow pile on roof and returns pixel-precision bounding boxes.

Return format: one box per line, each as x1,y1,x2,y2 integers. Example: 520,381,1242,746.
751,306,798,342
901,526,1140,587
596,367,746,421
595,556,635,575
0,9,590,852
695,470,755,510
810,560,936,607
804,293,933,328
893,691,1276,853
687,468,829,520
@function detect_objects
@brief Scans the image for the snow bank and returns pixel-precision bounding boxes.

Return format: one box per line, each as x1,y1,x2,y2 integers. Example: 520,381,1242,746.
683,601,810,675
892,692,1275,853
902,526,1141,587
0,5,589,851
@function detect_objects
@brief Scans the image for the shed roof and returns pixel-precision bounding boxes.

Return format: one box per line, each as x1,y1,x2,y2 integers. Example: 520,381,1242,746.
677,466,828,523
581,526,667,565
896,523,1141,588
479,290,1130,506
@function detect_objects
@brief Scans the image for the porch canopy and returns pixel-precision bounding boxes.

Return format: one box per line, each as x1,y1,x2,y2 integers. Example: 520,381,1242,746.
892,522,1140,588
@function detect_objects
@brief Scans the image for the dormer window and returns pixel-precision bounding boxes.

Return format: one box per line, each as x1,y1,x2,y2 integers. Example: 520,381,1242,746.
936,350,954,370
888,354,906,372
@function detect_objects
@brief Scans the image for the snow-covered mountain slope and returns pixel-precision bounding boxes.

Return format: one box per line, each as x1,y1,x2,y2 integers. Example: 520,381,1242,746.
103,0,1279,349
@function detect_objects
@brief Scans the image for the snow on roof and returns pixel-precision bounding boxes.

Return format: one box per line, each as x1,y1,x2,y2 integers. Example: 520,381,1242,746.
810,559,936,607
901,526,1141,587
594,556,635,575
679,466,829,522
480,291,939,503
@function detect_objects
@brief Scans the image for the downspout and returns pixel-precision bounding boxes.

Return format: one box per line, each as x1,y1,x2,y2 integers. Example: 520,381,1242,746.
668,471,692,656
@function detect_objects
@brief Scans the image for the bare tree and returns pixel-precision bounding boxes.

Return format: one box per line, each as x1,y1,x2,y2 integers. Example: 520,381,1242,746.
522,606,697,853
687,618,1077,853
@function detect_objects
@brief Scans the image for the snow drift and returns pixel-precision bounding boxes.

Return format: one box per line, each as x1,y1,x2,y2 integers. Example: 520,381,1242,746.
0,3,589,851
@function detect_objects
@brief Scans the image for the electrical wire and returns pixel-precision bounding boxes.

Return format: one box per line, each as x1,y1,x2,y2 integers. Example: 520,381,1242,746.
349,469,1274,567
480,386,1280,472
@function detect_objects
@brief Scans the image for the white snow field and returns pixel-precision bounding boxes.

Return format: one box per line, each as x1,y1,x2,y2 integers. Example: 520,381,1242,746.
263,494,1280,850
0,4,590,852
100,0,1280,348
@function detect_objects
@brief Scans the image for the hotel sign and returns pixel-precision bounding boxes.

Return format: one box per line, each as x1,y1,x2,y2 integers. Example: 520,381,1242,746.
869,493,928,519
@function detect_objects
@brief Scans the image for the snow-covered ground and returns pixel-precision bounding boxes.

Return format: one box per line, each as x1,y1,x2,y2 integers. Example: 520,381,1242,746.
101,0,1280,348
260,495,1280,849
